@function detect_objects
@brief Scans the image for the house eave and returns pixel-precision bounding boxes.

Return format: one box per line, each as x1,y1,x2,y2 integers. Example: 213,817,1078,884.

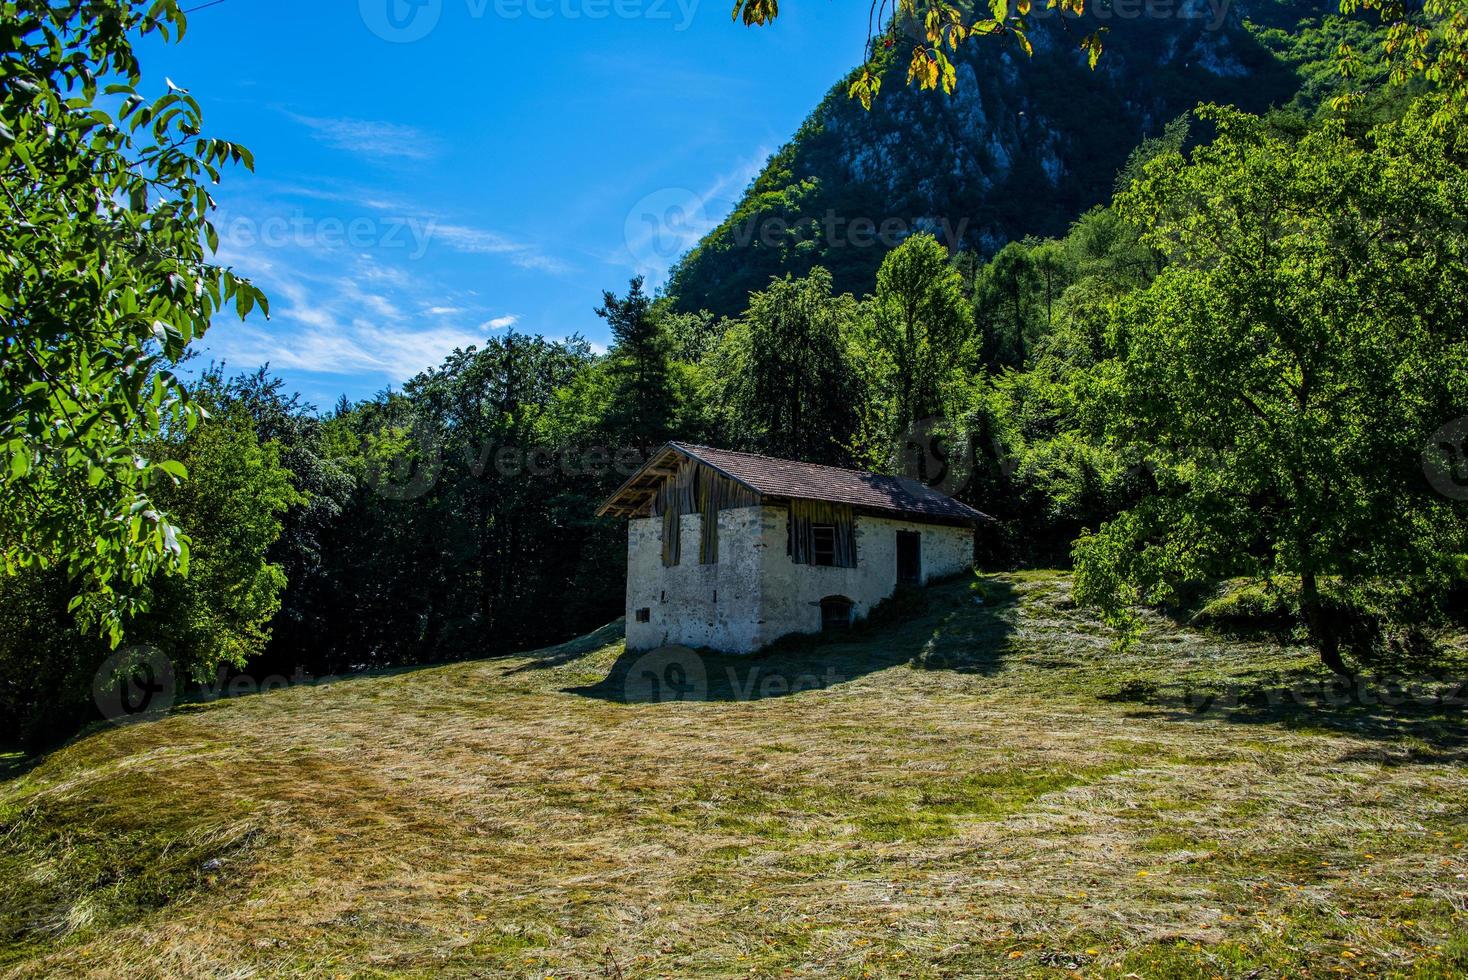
594,443,764,519
596,443,995,526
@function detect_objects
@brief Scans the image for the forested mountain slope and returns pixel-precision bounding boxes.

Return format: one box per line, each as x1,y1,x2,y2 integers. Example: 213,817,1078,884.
667,0,1324,315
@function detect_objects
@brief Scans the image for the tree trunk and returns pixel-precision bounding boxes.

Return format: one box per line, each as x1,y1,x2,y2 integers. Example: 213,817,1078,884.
1300,570,1351,678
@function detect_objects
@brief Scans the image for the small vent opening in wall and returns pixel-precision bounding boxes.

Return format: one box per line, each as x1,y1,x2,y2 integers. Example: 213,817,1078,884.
820,595,854,632
635,607,651,623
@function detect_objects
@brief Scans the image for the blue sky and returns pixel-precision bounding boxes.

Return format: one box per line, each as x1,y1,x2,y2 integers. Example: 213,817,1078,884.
136,0,871,408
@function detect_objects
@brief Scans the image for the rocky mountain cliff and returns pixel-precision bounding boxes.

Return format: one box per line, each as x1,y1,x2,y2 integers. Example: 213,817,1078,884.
666,0,1324,316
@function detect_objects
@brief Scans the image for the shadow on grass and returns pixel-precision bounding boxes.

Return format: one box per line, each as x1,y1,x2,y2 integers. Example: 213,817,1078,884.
909,576,1022,675
0,748,36,783
1102,676,1468,764
566,576,1022,704
505,619,627,674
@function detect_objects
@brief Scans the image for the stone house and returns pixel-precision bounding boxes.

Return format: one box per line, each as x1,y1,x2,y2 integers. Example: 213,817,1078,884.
597,443,990,654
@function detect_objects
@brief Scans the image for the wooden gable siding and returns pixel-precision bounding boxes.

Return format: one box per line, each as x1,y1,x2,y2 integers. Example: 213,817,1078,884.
648,458,761,565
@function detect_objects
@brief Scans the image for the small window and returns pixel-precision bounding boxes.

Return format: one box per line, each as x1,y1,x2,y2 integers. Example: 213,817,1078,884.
820,595,854,631
635,607,651,623
811,524,837,567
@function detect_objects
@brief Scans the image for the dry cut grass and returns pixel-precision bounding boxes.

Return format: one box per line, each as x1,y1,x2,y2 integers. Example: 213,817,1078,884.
2,571,1466,978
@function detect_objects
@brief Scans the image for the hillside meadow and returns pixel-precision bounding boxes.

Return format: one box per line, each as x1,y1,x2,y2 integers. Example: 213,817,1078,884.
2,572,1466,978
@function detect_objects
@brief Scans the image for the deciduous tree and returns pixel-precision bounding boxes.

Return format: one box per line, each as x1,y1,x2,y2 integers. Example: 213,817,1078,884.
1073,99,1468,674
867,233,972,436
708,268,865,465
0,1,265,642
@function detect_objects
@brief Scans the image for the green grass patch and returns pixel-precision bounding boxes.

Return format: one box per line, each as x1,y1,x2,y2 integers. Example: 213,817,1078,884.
1139,832,1220,853
0,792,264,965
855,763,1134,841
1,570,1464,976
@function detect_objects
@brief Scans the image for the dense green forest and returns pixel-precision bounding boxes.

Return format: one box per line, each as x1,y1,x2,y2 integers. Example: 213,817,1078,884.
3,0,1467,745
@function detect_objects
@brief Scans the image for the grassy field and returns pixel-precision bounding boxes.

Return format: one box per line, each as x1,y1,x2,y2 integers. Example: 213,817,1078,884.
2,571,1466,978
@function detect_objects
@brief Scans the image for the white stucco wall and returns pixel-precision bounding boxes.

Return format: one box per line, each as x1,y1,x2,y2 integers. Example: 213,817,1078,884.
624,504,974,654
919,519,978,582
624,507,766,653
754,508,974,647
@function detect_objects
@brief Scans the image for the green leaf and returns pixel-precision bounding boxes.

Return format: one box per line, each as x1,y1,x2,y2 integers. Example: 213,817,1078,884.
0,1,265,642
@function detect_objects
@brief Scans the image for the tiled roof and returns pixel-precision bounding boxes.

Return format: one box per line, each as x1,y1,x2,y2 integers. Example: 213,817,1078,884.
596,442,991,523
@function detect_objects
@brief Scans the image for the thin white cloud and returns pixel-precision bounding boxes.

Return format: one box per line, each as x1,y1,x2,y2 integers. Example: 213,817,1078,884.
216,321,486,383
427,223,522,254
509,252,572,274
214,181,570,278
618,149,767,283
262,182,412,212
202,251,491,383
430,223,571,274
287,112,439,160
200,162,577,390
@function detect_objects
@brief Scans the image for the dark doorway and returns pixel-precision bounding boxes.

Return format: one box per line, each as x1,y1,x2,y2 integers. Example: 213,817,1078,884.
820,595,854,632
896,531,921,585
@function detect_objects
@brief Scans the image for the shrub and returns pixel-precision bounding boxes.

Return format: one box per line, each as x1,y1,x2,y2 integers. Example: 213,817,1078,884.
1191,579,1300,639
1191,578,1444,669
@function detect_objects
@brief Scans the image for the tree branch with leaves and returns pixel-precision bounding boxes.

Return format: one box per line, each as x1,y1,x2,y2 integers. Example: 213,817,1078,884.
0,0,266,644
732,0,1099,109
